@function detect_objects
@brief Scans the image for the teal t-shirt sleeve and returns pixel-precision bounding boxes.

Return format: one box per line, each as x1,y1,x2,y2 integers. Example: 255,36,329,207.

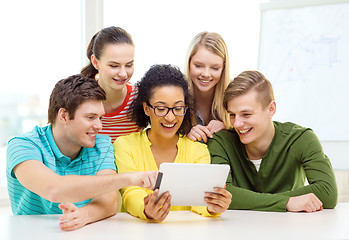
7,137,43,179
97,140,117,172
275,130,338,208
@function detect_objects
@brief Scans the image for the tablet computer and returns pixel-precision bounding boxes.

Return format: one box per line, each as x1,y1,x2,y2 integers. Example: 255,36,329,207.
155,163,230,206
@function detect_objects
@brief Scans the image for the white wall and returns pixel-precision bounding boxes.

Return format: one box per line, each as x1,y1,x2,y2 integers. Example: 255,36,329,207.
0,0,82,205
103,0,268,82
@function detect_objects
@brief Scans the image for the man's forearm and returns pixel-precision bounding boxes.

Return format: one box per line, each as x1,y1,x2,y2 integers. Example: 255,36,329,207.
81,190,119,225
47,172,134,203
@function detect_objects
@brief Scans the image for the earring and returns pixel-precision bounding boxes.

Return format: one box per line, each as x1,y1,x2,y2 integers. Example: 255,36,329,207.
95,73,99,81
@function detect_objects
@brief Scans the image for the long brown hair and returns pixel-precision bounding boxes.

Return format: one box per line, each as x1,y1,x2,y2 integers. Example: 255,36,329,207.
81,26,134,79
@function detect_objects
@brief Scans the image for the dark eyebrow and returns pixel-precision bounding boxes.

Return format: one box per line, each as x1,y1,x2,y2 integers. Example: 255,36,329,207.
84,112,105,116
153,100,185,105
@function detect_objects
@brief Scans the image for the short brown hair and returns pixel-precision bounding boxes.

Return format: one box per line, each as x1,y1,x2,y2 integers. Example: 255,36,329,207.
224,70,274,110
48,74,106,124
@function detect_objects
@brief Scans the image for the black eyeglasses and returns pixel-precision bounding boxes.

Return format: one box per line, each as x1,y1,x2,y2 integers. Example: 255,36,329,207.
147,103,188,117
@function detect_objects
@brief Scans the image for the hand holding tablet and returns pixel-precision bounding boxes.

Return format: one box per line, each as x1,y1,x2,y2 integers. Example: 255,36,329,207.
155,163,230,206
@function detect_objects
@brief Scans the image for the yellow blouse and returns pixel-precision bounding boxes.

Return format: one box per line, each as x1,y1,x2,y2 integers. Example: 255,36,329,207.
114,130,218,219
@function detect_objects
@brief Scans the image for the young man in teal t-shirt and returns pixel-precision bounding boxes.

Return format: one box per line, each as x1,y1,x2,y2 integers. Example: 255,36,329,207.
208,70,337,212
7,75,157,231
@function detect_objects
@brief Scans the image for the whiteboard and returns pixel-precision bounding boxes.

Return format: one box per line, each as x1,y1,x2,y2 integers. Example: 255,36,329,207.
258,1,349,141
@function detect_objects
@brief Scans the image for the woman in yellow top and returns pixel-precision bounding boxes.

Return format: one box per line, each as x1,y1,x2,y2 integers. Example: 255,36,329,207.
114,64,232,222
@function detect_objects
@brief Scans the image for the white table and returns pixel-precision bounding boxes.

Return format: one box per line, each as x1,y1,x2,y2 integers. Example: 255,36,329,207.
1,203,349,240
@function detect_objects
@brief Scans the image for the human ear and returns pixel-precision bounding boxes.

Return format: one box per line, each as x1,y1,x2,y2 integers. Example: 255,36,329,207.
57,108,70,124
268,100,276,118
143,102,150,116
91,54,99,70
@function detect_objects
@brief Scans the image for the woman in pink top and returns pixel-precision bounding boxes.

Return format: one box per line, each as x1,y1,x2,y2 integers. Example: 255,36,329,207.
81,26,138,142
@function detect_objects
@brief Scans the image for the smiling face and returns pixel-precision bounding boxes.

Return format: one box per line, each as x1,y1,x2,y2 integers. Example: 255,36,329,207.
64,99,105,151
189,46,224,94
227,89,275,147
143,86,186,141
92,43,134,92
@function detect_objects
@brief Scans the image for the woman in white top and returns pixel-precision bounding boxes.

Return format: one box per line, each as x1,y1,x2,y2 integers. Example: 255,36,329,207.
185,32,231,143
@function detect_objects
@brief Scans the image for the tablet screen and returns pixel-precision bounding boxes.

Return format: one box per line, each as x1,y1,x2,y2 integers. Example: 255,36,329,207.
156,163,230,206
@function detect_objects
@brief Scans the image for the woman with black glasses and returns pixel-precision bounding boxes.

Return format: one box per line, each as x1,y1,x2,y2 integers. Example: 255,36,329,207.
114,64,231,222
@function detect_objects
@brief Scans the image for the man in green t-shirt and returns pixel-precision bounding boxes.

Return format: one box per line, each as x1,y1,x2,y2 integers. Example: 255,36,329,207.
207,70,337,212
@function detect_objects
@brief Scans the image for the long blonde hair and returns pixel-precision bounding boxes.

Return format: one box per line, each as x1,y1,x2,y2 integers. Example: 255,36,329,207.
184,31,230,126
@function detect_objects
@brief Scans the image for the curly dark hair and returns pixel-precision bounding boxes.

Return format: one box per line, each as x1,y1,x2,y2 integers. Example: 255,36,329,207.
48,74,106,124
131,64,193,135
